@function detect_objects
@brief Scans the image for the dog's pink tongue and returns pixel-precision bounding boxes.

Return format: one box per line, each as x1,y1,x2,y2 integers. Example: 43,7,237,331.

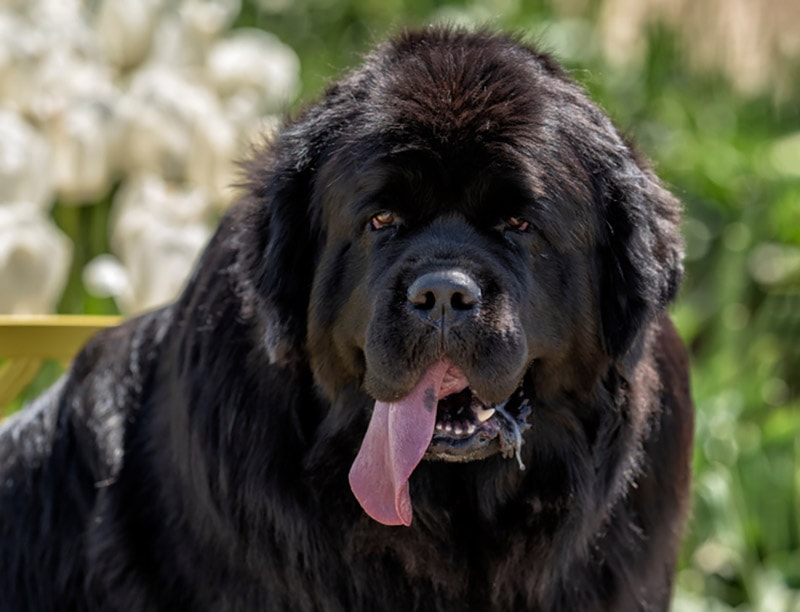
349,360,465,526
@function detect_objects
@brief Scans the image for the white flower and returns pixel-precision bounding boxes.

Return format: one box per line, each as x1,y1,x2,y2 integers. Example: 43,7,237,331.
0,202,72,314
119,66,239,205
0,111,53,212
207,28,300,115
21,50,121,204
26,52,117,122
179,0,241,40
82,254,130,300
148,0,241,69
100,174,213,313
27,0,85,22
0,13,48,112
185,103,239,208
27,0,99,63
94,0,167,71
147,12,210,67
43,98,121,204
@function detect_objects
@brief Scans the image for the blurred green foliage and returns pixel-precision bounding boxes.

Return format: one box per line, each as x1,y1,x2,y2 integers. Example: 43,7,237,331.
12,0,800,609
234,1,800,609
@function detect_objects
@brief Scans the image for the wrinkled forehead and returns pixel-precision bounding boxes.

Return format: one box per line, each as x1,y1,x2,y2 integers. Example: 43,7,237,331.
313,40,602,246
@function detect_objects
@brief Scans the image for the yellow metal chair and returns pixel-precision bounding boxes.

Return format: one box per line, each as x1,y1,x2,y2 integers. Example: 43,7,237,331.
0,315,121,414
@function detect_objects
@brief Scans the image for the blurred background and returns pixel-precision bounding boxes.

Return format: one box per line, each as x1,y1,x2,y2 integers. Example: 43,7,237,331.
0,0,798,609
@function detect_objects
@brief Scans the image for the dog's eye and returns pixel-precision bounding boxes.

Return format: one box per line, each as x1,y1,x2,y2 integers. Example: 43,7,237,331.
506,217,530,232
370,211,399,230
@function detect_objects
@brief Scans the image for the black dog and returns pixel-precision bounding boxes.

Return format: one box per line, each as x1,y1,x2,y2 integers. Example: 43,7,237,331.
0,28,693,611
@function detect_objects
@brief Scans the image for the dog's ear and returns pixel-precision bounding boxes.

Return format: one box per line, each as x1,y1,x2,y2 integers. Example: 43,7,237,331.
232,82,367,367
235,142,320,367
596,155,684,358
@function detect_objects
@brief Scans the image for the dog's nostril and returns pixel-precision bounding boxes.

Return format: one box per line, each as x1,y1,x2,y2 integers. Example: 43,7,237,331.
450,289,477,311
411,291,436,310
407,270,481,322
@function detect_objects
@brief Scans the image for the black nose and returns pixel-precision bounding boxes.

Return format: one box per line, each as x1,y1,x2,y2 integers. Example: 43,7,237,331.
407,270,481,326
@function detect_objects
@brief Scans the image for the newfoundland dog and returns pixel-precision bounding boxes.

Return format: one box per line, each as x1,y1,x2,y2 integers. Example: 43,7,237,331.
0,28,693,611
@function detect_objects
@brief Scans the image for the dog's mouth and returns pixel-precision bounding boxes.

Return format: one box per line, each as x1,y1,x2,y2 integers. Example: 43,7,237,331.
348,360,532,527
426,385,531,466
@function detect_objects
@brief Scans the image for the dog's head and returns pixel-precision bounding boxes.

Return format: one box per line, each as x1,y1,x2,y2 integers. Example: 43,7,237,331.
239,28,683,526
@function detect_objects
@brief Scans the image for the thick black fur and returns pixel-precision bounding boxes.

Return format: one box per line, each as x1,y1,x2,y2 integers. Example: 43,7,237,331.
0,28,693,611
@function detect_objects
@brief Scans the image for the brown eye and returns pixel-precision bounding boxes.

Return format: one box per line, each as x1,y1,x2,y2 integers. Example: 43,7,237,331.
506,217,530,232
370,210,398,230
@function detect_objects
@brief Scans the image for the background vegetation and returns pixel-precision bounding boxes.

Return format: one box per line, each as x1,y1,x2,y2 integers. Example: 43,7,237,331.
4,0,800,609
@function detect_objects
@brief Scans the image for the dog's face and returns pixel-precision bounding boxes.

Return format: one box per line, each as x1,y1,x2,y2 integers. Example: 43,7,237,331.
307,139,591,460
242,29,683,526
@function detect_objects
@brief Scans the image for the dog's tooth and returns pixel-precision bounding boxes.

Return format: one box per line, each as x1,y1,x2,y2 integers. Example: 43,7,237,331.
466,424,476,435
444,423,453,433
476,407,495,422
453,425,463,435
435,423,444,432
